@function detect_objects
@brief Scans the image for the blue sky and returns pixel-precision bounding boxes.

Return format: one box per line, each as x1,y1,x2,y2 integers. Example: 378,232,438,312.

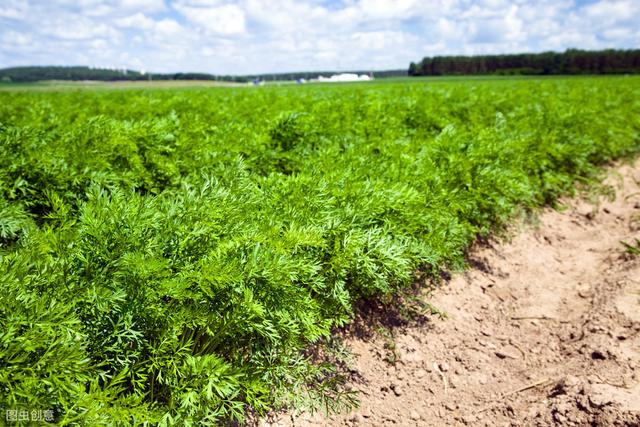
1,0,638,75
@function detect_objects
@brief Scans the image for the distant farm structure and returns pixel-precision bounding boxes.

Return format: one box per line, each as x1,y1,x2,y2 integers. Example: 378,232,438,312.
316,73,373,82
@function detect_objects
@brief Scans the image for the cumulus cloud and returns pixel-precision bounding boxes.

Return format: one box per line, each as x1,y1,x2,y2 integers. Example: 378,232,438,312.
0,0,638,74
0,0,29,20
116,13,156,30
42,17,121,41
1,30,31,47
175,3,246,35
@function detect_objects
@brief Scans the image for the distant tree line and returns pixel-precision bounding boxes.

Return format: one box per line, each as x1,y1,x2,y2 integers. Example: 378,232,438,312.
0,66,246,83
0,66,407,84
409,49,640,76
0,66,147,82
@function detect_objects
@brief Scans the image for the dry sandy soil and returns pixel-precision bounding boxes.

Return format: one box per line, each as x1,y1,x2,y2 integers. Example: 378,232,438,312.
265,160,640,427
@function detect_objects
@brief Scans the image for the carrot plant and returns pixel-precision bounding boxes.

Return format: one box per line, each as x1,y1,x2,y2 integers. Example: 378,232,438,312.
1,76,639,425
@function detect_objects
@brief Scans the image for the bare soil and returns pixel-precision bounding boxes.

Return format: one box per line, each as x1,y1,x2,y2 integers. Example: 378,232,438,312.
266,160,640,427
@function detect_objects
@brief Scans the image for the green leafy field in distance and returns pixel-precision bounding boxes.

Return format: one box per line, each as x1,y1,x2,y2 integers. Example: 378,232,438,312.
1,77,639,425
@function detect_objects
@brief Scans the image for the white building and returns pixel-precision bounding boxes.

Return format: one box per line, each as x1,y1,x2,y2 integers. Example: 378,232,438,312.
316,73,372,82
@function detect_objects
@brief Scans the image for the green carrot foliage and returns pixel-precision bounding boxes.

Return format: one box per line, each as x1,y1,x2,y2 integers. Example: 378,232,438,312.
1,77,639,424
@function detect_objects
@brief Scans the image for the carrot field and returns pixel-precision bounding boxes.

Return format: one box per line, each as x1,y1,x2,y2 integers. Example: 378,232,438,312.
1,77,639,425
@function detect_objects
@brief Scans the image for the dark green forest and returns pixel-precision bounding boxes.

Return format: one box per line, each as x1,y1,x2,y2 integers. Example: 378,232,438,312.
409,49,640,76
0,66,406,83
0,66,252,83
4,49,639,84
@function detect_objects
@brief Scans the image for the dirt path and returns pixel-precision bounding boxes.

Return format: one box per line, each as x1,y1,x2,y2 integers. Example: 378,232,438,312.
267,160,640,427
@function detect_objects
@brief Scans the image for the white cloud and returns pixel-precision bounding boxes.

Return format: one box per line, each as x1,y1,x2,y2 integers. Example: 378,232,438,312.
118,0,166,11
0,0,638,74
115,13,187,43
1,30,31,47
154,19,185,37
175,3,246,35
89,39,109,49
51,0,166,14
357,0,419,20
583,0,637,22
0,0,29,19
42,17,120,40
472,6,523,43
601,28,633,41
173,0,225,6
351,31,408,50
116,13,156,29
